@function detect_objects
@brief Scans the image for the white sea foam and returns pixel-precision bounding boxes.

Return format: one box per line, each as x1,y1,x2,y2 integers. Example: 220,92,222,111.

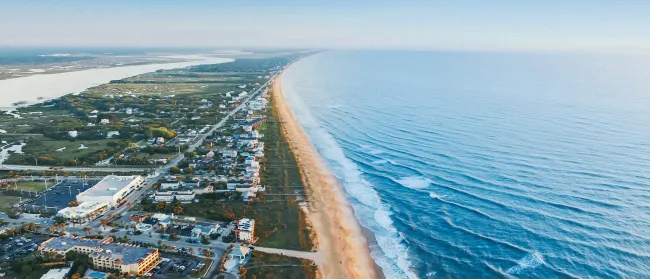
372,159,389,165
506,251,545,274
397,176,431,189
282,69,418,279
429,192,441,199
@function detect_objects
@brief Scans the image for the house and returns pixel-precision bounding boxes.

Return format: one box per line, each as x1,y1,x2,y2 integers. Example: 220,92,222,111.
100,119,110,124
68,131,78,138
126,108,133,115
156,137,165,144
106,131,120,138
160,182,181,190
243,191,256,202
228,244,250,262
221,150,237,158
191,224,219,238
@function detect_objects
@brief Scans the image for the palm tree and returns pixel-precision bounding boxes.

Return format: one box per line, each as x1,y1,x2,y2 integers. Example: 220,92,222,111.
83,227,92,236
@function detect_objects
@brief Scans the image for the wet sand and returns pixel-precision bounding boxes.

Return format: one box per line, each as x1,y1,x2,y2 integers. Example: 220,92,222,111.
272,73,381,279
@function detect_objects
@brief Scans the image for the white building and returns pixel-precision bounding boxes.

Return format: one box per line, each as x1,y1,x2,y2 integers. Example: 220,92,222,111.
235,218,255,242
221,150,237,158
40,267,71,279
76,175,144,205
68,131,78,138
100,119,110,124
160,182,181,190
153,191,195,203
107,131,120,138
126,108,133,115
57,201,110,220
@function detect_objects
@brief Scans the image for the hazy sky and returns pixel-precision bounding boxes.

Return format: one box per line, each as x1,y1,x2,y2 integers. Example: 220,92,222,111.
1,0,649,51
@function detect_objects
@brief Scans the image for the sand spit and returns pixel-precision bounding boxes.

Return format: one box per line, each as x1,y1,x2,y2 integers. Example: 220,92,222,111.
272,74,379,279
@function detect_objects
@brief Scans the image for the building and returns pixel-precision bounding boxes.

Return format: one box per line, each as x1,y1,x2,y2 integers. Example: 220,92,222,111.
160,182,181,190
100,119,110,124
191,224,219,238
57,201,110,221
76,175,144,205
221,150,237,158
39,237,159,276
228,244,250,262
234,218,255,243
39,267,71,279
153,191,195,203
68,131,78,138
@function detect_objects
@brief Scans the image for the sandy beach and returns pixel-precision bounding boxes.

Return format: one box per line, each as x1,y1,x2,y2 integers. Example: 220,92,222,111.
272,73,380,279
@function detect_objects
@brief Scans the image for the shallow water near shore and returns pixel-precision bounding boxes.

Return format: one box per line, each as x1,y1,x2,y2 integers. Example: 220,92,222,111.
282,50,650,278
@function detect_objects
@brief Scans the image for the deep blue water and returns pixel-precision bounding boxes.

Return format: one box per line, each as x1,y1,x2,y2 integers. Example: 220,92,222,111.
281,51,650,279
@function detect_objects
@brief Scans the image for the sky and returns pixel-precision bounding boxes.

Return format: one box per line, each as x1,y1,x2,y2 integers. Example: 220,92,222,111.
0,0,649,52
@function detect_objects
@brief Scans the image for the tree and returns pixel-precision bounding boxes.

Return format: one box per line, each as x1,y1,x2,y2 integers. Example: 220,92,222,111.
100,218,110,230
83,226,92,236
21,264,32,275
72,273,81,279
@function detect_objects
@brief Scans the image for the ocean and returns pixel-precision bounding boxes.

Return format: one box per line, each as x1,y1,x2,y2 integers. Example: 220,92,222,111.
281,51,650,278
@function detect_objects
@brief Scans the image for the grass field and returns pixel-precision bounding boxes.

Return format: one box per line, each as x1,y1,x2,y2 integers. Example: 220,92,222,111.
11,181,47,192
3,136,120,165
0,195,21,212
245,252,318,279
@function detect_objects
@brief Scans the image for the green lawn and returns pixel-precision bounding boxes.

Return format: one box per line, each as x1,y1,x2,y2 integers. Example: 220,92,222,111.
0,195,21,212
3,136,121,165
12,181,47,192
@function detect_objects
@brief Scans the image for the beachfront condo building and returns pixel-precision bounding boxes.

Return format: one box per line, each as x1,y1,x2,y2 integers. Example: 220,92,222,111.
39,236,159,276
234,218,255,242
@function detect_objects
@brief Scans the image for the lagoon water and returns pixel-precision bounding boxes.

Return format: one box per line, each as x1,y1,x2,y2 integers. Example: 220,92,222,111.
0,56,233,108
281,51,650,278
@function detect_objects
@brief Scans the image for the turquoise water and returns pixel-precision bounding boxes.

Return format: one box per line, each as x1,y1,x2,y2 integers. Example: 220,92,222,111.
88,271,107,279
282,51,650,278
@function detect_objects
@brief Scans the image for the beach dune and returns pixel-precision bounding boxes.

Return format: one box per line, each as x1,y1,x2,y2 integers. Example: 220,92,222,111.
273,73,379,279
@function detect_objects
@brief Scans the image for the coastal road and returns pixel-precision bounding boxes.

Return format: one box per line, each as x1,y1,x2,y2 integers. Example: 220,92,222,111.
0,164,149,172
160,72,278,170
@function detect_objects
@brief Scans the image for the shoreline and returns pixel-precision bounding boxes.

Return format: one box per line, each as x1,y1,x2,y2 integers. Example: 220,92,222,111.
272,70,382,279
0,56,233,109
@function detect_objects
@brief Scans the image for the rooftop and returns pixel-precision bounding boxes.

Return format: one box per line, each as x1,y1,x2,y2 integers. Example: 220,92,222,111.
78,175,140,197
40,267,71,279
90,243,156,264
40,237,156,265
40,236,107,251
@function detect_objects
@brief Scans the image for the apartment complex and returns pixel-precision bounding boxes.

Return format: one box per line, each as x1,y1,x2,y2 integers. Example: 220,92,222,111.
39,237,159,276
234,218,255,242
152,190,195,203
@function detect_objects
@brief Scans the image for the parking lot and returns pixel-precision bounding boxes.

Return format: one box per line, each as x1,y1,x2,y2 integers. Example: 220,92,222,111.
23,180,99,212
151,254,201,279
0,235,47,262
